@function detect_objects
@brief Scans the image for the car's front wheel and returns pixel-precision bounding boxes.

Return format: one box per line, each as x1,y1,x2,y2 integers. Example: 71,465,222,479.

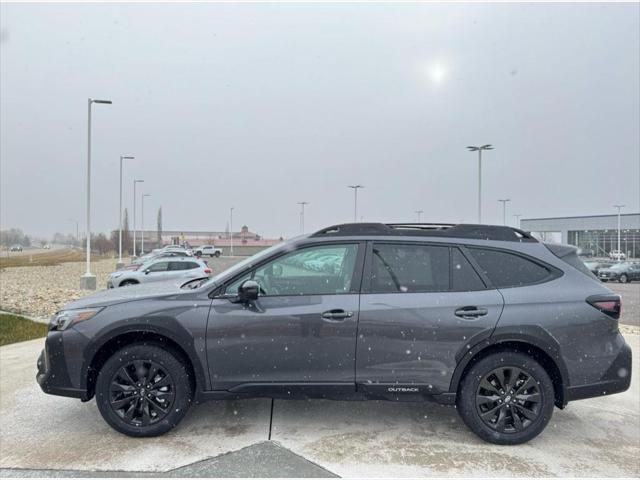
456,352,554,445
214,251,221,258
95,344,193,437
619,274,628,283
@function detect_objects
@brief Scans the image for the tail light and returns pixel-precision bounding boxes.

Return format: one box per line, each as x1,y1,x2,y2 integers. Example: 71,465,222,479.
204,268,212,274
587,295,621,319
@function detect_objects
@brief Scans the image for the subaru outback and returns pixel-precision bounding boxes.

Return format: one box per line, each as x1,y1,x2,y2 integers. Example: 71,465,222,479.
37,223,632,445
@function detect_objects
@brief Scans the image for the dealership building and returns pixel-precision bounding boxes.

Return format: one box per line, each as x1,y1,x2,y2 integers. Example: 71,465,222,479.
520,213,640,259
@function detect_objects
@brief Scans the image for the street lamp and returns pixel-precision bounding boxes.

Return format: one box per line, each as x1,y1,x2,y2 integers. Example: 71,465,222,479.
614,204,625,259
498,199,511,225
81,98,112,290
117,155,135,268
466,144,494,223
141,193,151,255
297,201,309,233
230,207,234,256
348,185,364,222
513,213,522,229
415,210,424,223
133,179,144,257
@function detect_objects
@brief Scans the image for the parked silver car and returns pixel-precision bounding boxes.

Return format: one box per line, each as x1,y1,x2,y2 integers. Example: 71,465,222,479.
131,250,191,266
107,257,211,288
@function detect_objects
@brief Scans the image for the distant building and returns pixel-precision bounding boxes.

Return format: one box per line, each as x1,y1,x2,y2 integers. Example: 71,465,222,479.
139,226,279,249
521,213,640,258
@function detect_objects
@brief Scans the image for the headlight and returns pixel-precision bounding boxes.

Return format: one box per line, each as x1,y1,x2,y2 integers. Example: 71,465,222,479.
50,308,103,331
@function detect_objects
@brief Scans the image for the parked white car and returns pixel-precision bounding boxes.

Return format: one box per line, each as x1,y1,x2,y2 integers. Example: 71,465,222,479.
195,245,222,257
107,257,211,288
609,250,627,261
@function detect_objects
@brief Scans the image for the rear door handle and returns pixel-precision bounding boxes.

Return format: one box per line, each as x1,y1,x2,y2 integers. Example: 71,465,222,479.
455,306,488,319
321,309,354,322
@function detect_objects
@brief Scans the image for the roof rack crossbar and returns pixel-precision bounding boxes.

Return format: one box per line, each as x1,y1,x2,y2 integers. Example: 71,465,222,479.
310,222,538,242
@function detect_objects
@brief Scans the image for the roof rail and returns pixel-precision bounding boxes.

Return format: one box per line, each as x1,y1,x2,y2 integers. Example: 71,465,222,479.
310,222,538,242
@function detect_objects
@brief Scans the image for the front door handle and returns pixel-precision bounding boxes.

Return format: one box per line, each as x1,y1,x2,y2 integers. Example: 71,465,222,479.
321,309,354,322
455,306,489,319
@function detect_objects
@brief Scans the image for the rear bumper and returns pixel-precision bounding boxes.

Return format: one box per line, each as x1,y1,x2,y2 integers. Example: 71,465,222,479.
36,334,87,400
566,340,632,402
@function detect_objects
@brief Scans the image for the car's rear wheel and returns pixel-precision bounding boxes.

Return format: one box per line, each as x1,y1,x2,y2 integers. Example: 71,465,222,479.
456,352,554,445
95,344,193,437
619,274,628,283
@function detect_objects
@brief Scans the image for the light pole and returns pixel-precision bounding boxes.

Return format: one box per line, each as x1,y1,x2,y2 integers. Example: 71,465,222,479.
498,199,511,225
132,179,144,257
117,155,135,268
415,210,424,223
513,213,522,228
81,98,112,290
348,185,364,222
230,207,234,256
141,193,151,255
466,144,493,224
614,204,625,258
297,201,309,233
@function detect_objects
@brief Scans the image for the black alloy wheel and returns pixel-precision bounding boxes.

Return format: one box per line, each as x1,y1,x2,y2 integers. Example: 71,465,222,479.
109,359,175,427
456,352,554,445
96,344,192,437
475,366,542,434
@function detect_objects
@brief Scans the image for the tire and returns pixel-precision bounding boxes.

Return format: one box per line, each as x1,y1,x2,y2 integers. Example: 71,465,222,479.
456,352,554,445
210,254,214,258
619,274,628,283
214,251,221,258
95,344,193,437
119,280,139,287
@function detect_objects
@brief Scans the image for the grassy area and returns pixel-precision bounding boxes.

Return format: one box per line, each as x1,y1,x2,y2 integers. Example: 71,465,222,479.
0,313,48,346
0,249,107,268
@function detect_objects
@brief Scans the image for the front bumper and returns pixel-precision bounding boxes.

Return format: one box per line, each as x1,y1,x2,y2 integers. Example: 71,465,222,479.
598,272,619,282
566,340,632,402
36,332,88,400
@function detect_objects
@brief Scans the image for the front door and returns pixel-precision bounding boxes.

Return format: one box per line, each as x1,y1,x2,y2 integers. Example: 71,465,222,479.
206,242,364,395
356,242,504,396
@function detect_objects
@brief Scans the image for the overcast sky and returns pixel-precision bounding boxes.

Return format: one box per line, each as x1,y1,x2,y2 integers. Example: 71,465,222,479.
1,2,639,239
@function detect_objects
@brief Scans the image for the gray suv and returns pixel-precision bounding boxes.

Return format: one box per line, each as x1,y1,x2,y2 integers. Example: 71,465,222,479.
37,223,631,445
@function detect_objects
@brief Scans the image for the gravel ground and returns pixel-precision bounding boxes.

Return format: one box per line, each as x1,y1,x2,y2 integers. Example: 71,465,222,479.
0,256,243,321
0,258,117,320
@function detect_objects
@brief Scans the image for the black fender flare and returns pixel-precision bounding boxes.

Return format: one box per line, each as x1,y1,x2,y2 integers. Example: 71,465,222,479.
449,325,570,406
80,321,209,393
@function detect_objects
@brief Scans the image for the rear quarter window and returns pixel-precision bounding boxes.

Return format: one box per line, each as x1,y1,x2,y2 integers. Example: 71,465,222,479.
468,247,553,288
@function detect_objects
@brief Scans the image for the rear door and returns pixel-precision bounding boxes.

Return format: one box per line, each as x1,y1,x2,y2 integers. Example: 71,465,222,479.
356,242,504,396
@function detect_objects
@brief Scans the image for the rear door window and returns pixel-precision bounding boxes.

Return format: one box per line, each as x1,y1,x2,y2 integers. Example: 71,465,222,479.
370,243,450,293
468,248,552,288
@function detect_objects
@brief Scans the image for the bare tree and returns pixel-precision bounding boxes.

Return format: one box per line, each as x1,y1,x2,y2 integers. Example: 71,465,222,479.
157,206,163,248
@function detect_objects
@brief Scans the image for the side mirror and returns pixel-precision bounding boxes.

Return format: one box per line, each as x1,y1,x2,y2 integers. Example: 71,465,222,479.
144,269,150,274
236,280,259,303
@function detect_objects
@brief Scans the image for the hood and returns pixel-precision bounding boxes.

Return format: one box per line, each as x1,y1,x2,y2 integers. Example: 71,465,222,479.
599,267,622,274
61,279,190,311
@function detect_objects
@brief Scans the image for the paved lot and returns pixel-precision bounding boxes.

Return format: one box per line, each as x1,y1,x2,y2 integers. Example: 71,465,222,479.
1,335,638,477
609,282,640,327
